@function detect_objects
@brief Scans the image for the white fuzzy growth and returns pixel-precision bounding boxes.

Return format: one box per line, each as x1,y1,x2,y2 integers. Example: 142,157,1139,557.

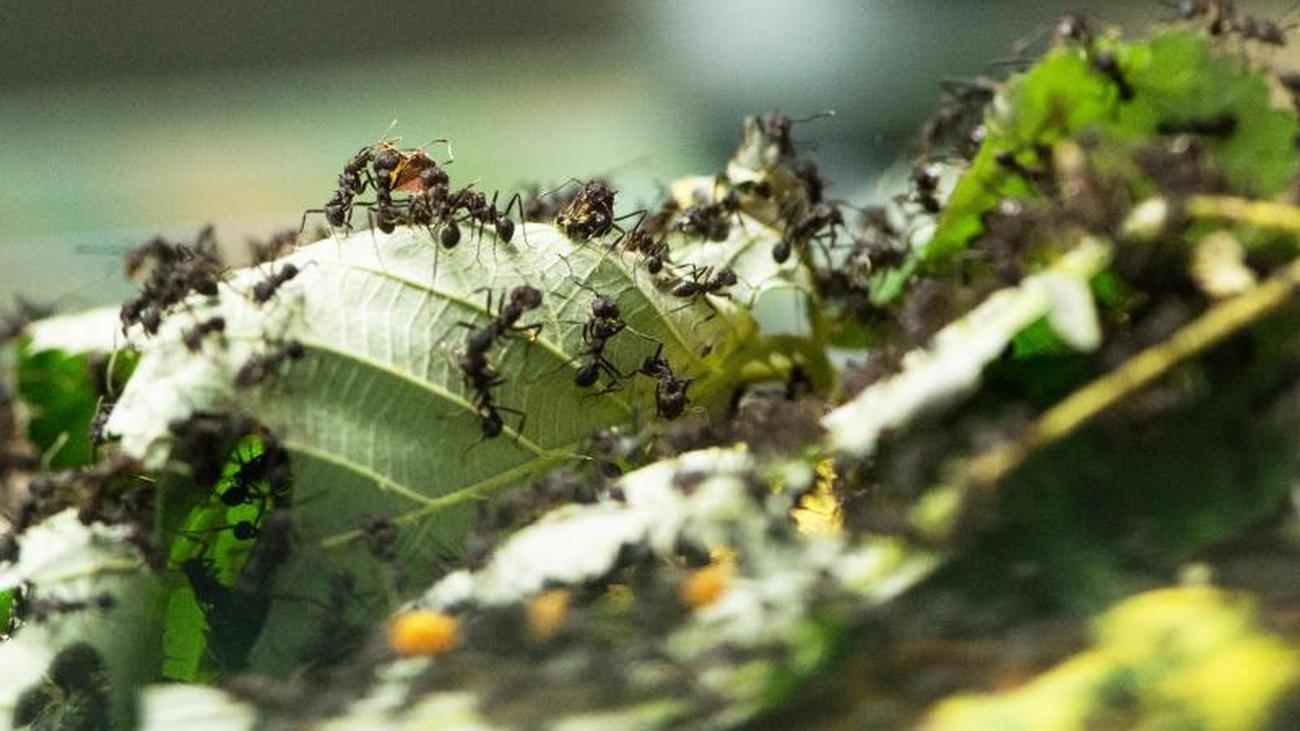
421,446,756,609
823,238,1110,457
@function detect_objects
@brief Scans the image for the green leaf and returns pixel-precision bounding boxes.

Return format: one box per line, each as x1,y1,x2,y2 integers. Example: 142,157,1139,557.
105,220,789,671
15,307,136,470
887,31,1300,297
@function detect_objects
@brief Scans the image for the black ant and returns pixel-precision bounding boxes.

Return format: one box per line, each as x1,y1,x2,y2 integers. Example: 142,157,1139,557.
234,341,306,389
369,143,406,235
301,146,374,232
668,265,738,300
622,202,677,275
455,285,544,438
1234,12,1294,46
907,164,943,214
219,441,292,510
248,229,298,264
1090,50,1134,101
522,181,590,222
571,288,630,389
636,344,692,420
1157,112,1238,138
774,202,845,264
360,515,400,563
1053,11,1095,47
181,316,226,353
168,411,257,487
251,264,301,305
676,186,742,242
463,189,526,245
920,77,998,161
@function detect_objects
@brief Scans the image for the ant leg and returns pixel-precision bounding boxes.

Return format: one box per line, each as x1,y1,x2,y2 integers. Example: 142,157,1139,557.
424,224,442,286
299,208,323,235
495,404,528,440
501,192,531,246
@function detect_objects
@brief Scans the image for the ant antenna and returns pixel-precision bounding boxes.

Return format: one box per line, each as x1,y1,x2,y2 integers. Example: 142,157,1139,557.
790,110,836,124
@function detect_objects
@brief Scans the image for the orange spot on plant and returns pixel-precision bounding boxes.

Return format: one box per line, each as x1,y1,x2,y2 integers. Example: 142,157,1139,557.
390,609,459,657
681,565,731,609
527,589,572,642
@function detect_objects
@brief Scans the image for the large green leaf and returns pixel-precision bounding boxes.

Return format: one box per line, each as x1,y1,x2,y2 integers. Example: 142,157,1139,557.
104,220,783,671
866,31,1300,306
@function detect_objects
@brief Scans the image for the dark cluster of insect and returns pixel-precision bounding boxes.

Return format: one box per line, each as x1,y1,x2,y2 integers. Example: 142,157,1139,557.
305,140,525,258
164,414,297,669
13,642,111,730
119,227,225,336
1165,1,1296,46
114,222,314,400
0,454,146,565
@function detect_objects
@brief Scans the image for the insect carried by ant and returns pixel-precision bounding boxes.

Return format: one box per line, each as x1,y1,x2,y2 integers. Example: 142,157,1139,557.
554,179,647,245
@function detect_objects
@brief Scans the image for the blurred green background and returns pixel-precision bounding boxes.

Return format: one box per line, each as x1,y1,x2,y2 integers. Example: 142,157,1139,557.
0,0,1268,306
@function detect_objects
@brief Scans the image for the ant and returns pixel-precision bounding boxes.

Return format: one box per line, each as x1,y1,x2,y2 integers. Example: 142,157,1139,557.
234,341,306,389
1053,11,1095,47
919,77,997,161
555,180,629,242
676,186,742,242
369,143,406,235
181,316,226,353
301,146,374,233
1163,1,1236,36
907,163,943,214
462,189,526,245
248,229,298,264
1157,112,1238,138
1234,12,1293,46
621,202,677,275
522,181,589,222
570,286,632,389
636,344,692,420
1090,51,1134,101
455,285,544,438
360,515,400,563
668,265,738,300
773,202,845,264
251,263,301,305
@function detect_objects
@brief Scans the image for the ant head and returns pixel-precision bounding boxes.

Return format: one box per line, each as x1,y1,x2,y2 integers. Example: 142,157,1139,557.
592,294,619,320
511,285,543,310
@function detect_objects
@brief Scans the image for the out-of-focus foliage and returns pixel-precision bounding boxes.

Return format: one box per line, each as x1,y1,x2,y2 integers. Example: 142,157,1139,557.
926,587,1300,731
